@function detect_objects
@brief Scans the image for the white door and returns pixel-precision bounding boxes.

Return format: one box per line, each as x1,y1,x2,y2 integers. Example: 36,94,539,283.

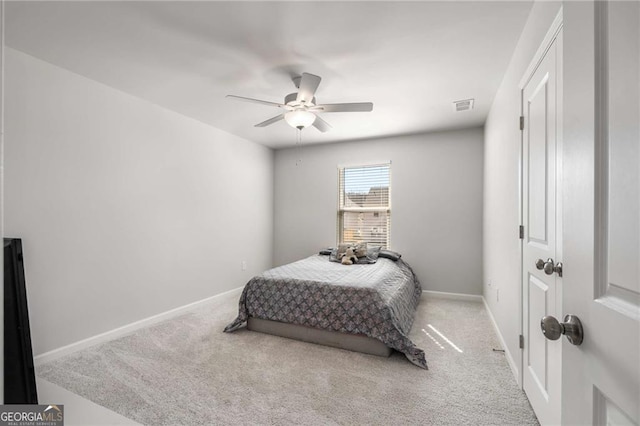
521,26,563,426
562,1,640,424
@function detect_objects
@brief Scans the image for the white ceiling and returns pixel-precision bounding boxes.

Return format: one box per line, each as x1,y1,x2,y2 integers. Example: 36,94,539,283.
6,1,533,149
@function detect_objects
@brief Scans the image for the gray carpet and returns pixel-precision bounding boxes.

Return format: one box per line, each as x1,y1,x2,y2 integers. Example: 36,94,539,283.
37,292,539,425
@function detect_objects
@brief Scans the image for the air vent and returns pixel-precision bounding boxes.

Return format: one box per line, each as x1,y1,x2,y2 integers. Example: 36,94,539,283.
453,98,474,112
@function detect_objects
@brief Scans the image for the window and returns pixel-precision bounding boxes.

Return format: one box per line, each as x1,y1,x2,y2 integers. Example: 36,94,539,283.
338,163,390,248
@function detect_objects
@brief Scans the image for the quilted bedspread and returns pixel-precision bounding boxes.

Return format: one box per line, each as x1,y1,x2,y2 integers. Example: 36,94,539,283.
224,255,427,369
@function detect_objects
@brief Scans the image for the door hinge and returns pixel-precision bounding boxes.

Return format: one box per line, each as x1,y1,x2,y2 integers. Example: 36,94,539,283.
519,334,525,349
519,225,524,239
519,116,525,130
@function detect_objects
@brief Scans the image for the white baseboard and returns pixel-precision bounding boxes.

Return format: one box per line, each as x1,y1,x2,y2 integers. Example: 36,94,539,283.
421,290,483,302
482,296,520,386
34,286,244,366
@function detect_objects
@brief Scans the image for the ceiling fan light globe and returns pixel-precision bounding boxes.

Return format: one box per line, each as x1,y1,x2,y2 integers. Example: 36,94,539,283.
284,110,316,129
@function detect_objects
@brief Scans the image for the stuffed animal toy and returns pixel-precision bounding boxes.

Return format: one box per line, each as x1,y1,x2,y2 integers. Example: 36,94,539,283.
354,242,367,258
341,247,358,265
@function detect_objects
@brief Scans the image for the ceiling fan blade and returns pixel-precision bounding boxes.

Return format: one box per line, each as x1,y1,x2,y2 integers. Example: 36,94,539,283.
296,73,322,103
255,114,285,127
226,95,288,109
312,114,332,133
311,102,374,113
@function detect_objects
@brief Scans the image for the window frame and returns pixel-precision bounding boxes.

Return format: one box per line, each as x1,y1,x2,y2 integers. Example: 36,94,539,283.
337,162,391,248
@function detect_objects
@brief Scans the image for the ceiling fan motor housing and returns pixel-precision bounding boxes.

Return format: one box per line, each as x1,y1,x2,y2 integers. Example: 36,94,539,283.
284,92,316,108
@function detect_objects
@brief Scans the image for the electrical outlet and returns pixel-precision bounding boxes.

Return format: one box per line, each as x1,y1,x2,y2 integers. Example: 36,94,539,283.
241,261,247,271
496,288,500,302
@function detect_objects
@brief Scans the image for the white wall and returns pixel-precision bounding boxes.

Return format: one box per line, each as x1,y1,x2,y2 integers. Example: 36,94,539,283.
483,1,562,382
274,128,483,295
4,48,274,356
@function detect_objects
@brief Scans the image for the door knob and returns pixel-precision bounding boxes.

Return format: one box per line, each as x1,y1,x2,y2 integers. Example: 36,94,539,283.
535,258,563,277
540,314,583,345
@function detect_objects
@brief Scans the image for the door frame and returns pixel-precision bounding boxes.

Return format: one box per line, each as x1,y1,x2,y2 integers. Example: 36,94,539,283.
518,6,564,393
1,0,5,404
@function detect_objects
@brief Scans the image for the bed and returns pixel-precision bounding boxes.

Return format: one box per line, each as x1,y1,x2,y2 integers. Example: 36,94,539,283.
224,252,428,369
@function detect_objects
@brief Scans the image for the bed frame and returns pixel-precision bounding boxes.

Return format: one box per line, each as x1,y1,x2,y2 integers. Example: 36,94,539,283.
247,317,392,358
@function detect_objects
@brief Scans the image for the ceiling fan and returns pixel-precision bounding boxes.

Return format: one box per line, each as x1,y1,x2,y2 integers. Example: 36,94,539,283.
226,73,373,132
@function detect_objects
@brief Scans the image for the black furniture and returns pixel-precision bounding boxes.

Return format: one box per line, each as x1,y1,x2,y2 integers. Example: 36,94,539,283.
4,238,38,404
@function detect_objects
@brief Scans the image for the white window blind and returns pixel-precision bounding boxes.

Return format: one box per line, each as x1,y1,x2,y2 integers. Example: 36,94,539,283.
338,163,390,248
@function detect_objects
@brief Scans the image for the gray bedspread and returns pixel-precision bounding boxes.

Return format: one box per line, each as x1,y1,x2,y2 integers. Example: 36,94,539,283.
224,255,428,369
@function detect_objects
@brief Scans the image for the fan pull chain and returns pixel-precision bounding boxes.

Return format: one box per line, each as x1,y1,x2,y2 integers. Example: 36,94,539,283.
295,128,303,166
